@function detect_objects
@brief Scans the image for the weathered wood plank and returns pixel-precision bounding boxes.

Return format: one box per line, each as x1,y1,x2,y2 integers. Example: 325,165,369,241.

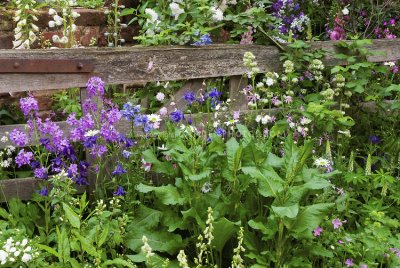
229,76,248,111
1,39,399,93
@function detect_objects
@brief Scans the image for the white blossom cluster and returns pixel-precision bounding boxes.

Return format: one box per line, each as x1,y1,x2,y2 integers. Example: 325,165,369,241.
0,237,38,265
309,59,325,81
0,136,15,168
48,5,80,45
13,0,39,49
170,2,185,20
210,6,224,21
243,52,260,77
290,14,310,33
144,8,161,36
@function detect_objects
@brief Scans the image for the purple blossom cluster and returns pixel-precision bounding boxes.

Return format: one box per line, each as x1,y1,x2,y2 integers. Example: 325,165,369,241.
20,96,39,117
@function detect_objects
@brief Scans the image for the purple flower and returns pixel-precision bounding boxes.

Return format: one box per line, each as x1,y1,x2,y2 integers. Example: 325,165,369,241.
15,149,34,167
121,103,141,121
345,258,354,267
74,176,89,186
68,163,79,177
87,77,105,98
51,156,65,172
183,91,196,105
360,264,367,268
112,164,127,176
208,88,222,99
9,129,28,147
20,96,39,117
332,218,345,229
313,226,323,237
170,109,184,123
34,167,48,180
369,135,381,144
83,135,98,148
215,127,226,137
38,187,49,196
113,186,126,196
122,150,132,159
90,144,108,157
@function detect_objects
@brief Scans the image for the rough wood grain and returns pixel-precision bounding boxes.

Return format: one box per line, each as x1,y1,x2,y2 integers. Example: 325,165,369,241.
1,39,399,93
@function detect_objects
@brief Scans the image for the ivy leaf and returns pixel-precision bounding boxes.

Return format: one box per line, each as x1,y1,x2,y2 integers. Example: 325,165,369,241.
271,204,299,219
62,203,80,229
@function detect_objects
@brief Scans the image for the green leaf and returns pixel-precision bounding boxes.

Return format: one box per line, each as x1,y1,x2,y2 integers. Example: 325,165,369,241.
35,244,60,259
73,231,98,257
212,218,237,253
142,149,175,175
98,224,109,247
136,184,184,205
62,203,80,229
236,124,253,146
225,137,243,181
102,258,136,268
271,204,299,219
242,166,283,197
291,203,334,238
134,205,163,229
126,230,184,255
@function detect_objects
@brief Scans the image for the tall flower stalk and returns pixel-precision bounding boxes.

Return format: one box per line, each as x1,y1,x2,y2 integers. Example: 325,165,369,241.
12,0,39,49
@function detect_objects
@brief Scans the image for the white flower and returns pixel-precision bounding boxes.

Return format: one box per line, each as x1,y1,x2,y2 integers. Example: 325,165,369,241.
21,253,32,263
156,92,165,101
201,182,212,193
1,136,8,143
261,115,272,125
157,144,168,151
71,11,80,19
21,239,28,247
60,36,69,44
255,115,262,123
384,61,395,67
159,107,168,116
300,117,311,125
314,157,330,167
145,8,159,23
84,129,99,137
1,160,10,168
48,8,57,16
265,77,274,86
147,114,161,124
169,3,184,19
0,250,7,265
342,7,349,15
210,6,224,21
52,34,60,43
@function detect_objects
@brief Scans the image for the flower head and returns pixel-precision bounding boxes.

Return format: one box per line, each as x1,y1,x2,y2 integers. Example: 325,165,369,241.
112,164,127,176
20,97,38,117
87,77,105,99
170,109,184,123
9,129,28,147
313,226,323,237
15,149,33,167
345,258,354,267
332,218,346,229
113,186,126,196
369,135,381,144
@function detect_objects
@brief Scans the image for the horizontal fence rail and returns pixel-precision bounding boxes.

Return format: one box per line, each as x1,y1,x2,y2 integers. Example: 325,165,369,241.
1,39,400,201
1,39,400,93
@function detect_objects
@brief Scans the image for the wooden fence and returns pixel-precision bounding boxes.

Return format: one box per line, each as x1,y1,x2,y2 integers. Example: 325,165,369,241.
1,39,400,202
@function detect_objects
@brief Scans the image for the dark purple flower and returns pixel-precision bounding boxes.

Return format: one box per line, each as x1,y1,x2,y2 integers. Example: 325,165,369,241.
38,187,49,196
183,91,196,105
34,167,48,180
20,96,39,117
74,176,89,186
51,156,65,173
83,135,98,148
15,149,34,167
113,186,126,196
369,135,381,144
87,76,105,98
112,164,127,176
170,109,184,123
187,117,193,125
9,129,28,147
30,160,40,169
68,163,79,177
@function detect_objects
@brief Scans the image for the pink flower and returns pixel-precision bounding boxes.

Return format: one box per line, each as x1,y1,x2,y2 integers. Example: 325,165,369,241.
313,226,323,236
332,218,346,229
159,107,168,116
156,92,165,101
345,258,354,267
233,110,241,120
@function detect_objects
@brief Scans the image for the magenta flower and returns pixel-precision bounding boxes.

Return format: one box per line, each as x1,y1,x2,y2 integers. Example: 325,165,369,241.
345,258,354,267
313,226,323,237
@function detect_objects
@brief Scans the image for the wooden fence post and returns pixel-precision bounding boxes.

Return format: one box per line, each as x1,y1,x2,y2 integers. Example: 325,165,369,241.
229,75,248,111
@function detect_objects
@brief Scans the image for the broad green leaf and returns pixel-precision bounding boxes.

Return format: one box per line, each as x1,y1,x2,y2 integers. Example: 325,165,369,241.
236,124,253,146
62,203,80,229
310,245,334,258
265,153,284,168
134,205,163,229
98,224,109,247
271,204,299,219
225,137,243,181
126,229,184,255
136,184,184,205
291,203,334,238
242,166,283,197
142,149,175,175
212,218,237,253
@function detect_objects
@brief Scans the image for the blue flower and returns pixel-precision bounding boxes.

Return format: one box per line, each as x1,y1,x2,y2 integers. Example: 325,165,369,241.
215,127,226,137
192,33,212,46
208,87,222,99
112,164,127,176
170,109,184,123
83,136,98,148
113,186,126,196
122,150,133,159
134,114,148,127
74,176,89,186
369,135,381,144
38,187,49,197
183,91,196,105
121,103,141,121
